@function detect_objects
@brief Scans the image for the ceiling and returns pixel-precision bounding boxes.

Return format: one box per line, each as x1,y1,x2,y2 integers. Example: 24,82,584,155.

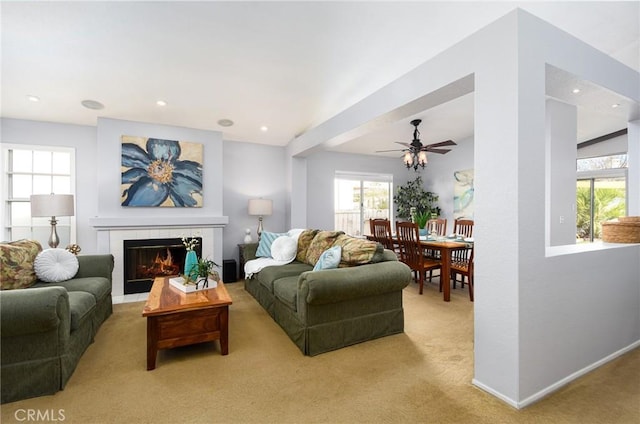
2,1,638,159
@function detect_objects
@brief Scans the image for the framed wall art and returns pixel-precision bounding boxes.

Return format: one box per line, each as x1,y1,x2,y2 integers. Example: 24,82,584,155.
121,136,203,207
453,168,474,219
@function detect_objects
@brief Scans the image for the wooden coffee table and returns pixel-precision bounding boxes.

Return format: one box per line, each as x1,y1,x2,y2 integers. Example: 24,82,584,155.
142,276,233,370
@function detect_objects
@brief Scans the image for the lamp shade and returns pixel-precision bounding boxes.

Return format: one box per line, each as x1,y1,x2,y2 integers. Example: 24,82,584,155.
248,198,272,216
30,194,75,217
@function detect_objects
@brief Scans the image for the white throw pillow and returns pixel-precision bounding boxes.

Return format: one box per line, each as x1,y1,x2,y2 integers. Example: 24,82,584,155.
34,248,79,283
270,236,297,263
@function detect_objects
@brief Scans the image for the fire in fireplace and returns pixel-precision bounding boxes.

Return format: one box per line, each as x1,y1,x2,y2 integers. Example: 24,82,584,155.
123,237,202,294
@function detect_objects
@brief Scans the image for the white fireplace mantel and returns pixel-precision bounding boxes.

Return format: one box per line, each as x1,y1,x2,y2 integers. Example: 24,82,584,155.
90,216,228,231
90,216,228,297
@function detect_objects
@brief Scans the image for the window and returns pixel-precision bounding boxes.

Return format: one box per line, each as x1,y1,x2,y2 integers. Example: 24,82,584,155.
576,154,627,243
334,172,392,236
2,145,76,246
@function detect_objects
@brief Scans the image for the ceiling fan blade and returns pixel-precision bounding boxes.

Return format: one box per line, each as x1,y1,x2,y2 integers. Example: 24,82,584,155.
425,140,456,148
395,142,411,148
424,148,452,154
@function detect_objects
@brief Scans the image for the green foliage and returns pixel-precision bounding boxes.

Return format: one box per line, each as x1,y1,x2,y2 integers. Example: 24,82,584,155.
186,257,220,283
393,175,440,219
414,211,430,229
576,186,626,240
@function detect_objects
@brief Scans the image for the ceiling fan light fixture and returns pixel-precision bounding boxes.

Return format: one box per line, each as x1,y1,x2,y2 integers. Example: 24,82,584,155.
403,152,413,167
418,151,427,165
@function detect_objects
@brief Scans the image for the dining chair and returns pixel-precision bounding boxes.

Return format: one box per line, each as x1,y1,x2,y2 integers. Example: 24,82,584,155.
424,218,447,281
427,218,447,237
451,218,474,288
453,218,474,238
369,219,398,254
395,221,441,295
449,244,474,301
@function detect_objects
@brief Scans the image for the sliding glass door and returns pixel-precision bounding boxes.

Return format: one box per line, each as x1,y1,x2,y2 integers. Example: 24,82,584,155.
576,176,626,242
334,173,392,236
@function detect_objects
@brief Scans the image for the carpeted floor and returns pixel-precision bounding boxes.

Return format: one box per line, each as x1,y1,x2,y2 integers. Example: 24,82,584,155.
1,280,638,423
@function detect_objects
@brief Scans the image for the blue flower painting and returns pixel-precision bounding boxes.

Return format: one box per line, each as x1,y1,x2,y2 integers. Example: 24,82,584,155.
121,136,203,207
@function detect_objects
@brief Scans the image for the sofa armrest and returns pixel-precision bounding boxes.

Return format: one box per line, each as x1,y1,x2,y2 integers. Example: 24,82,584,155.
298,260,412,306
75,254,114,281
0,286,70,337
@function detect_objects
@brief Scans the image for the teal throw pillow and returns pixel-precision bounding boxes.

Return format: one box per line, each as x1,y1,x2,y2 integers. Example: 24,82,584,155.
313,245,342,271
256,231,286,258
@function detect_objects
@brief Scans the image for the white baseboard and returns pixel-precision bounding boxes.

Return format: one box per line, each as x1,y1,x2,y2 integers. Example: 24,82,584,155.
473,339,640,409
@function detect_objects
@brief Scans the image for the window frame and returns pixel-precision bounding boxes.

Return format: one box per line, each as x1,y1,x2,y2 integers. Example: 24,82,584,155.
1,143,77,245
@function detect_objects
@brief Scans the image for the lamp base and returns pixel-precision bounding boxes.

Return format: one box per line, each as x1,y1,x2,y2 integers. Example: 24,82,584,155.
48,217,60,249
256,216,264,241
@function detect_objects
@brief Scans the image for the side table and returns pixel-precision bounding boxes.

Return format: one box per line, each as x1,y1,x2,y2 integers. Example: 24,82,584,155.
238,243,258,280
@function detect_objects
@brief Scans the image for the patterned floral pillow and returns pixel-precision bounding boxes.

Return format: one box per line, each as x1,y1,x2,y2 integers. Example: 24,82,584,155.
295,229,319,263
333,234,384,267
305,231,345,266
0,239,43,290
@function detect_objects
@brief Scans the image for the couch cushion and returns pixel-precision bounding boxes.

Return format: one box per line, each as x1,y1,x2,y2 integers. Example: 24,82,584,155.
256,231,286,258
67,291,96,331
33,277,112,303
34,248,79,283
257,262,313,293
270,236,297,262
333,234,384,266
295,229,319,263
273,276,299,312
313,246,342,271
0,240,42,290
305,231,344,266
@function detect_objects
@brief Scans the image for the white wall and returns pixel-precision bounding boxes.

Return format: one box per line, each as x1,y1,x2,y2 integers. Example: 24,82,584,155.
95,117,224,219
222,140,287,261
304,151,412,231
423,134,475,229
1,118,99,251
578,134,627,159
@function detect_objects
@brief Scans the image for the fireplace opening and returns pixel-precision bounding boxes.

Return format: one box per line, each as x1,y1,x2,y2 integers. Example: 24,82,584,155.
123,237,202,294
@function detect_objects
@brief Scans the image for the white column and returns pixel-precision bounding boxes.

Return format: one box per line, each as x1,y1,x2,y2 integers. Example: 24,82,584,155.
627,120,640,215
545,99,578,246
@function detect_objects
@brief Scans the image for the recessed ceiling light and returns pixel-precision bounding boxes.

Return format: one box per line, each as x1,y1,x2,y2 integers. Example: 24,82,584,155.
260,126,269,132
572,88,581,94
81,99,105,110
156,100,167,106
611,103,620,108
27,95,40,102
217,119,234,127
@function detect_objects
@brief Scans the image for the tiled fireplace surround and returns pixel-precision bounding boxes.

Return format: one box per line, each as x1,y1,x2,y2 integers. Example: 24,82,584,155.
90,217,227,298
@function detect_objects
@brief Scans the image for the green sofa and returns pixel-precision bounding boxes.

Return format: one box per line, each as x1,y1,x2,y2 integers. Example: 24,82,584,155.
0,253,114,404
243,231,412,356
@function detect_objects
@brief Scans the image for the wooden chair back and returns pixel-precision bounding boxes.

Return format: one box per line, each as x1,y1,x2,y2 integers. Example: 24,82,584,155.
427,218,447,236
369,219,395,251
453,219,474,238
395,221,424,268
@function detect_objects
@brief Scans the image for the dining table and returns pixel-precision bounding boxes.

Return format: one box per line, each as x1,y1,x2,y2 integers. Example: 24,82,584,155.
366,233,472,301
419,238,470,302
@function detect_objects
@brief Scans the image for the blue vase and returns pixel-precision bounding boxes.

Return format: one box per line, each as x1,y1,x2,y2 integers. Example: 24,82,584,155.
419,228,428,237
184,250,198,280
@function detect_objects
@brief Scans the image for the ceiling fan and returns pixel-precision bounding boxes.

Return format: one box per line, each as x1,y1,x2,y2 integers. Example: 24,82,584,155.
376,119,456,171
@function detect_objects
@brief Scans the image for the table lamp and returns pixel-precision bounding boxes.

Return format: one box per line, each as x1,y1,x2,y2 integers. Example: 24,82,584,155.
248,198,272,240
30,194,75,248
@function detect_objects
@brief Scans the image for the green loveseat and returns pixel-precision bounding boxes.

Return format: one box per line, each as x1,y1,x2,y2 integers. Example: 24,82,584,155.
243,230,412,356
0,251,114,404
